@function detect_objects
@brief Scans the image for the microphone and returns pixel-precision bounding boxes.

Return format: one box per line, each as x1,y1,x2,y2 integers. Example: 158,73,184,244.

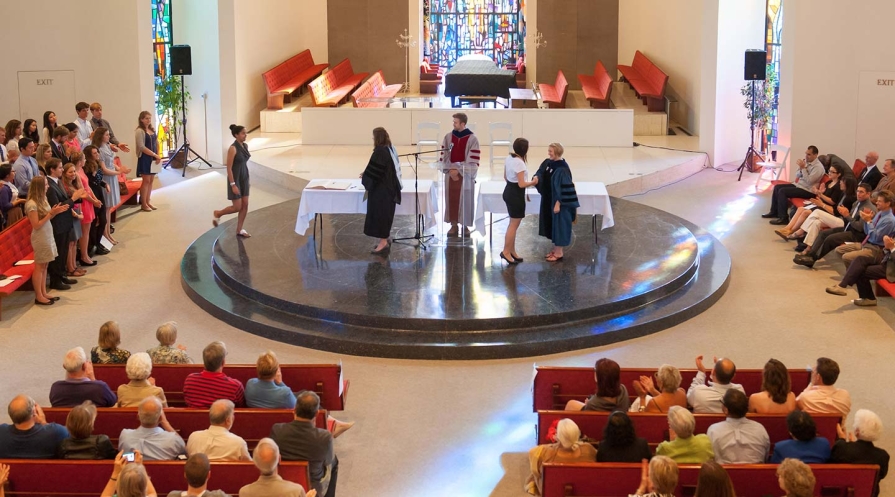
449,143,454,153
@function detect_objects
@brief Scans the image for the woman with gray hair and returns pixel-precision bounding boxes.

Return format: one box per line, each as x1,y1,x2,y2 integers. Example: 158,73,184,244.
116,353,167,408
776,458,816,497
630,456,678,497
630,364,688,413
655,406,714,463
830,409,889,497
525,418,596,496
146,321,192,364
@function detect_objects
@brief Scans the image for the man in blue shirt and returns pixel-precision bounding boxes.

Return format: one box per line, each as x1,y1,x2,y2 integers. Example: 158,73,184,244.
771,410,831,463
245,351,296,409
118,396,185,460
0,395,69,458
828,191,895,299
11,138,39,193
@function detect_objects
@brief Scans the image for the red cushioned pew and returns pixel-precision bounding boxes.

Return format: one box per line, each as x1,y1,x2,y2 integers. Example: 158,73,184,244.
308,59,368,107
92,363,348,411
350,70,403,108
262,49,328,110
578,61,613,109
617,50,668,112
0,219,35,320
539,70,569,108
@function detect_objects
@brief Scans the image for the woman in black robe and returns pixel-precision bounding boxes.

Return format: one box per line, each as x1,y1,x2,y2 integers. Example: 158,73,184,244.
361,127,402,254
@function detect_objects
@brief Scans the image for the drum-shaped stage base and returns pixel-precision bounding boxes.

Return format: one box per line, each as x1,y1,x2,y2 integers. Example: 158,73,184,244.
182,198,729,360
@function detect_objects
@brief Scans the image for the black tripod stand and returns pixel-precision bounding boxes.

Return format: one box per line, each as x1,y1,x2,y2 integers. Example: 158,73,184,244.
392,148,448,250
737,80,763,181
165,74,213,178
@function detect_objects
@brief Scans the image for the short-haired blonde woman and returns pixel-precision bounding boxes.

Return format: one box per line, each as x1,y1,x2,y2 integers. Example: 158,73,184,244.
777,458,816,497
101,451,157,497
631,456,678,497
655,406,714,463
534,143,578,262
91,321,131,364
25,175,69,305
630,364,688,413
56,401,117,459
116,352,167,408
525,418,596,496
146,322,192,364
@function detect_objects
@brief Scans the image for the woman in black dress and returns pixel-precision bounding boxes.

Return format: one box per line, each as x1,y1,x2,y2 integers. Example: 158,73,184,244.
361,127,402,254
212,124,251,237
500,138,538,265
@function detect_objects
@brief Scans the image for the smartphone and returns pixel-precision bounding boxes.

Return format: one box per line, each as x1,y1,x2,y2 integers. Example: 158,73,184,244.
123,452,135,462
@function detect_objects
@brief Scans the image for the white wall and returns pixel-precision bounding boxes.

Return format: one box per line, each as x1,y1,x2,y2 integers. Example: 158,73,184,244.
780,0,895,163
2,0,154,169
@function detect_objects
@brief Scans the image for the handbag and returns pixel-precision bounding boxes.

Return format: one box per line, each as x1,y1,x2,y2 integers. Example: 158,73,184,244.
118,172,128,195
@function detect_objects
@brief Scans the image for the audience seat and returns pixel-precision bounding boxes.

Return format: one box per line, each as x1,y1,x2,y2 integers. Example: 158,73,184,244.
539,70,569,109
617,50,669,112
308,59,369,107
577,61,613,109
789,174,830,209
262,49,328,110
853,158,867,179
350,71,403,108
0,218,35,319
110,158,142,223
420,60,444,94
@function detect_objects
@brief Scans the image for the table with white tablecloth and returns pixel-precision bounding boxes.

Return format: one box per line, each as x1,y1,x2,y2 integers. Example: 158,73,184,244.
473,181,614,241
295,179,439,236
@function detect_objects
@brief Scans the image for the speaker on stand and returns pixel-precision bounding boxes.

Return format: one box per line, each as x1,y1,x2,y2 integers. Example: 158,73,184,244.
737,49,767,181
166,44,215,177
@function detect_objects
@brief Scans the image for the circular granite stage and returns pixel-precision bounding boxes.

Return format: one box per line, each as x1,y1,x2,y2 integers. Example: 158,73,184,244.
182,198,730,360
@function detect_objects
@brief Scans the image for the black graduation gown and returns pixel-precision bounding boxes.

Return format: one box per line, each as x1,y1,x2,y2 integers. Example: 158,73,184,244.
534,158,555,239
361,146,402,239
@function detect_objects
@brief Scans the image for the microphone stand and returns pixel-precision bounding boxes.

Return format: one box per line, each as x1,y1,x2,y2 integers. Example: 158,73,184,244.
392,147,450,250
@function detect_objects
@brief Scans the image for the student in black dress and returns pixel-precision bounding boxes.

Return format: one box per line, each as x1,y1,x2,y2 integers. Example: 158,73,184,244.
212,124,252,237
500,138,538,265
361,127,402,254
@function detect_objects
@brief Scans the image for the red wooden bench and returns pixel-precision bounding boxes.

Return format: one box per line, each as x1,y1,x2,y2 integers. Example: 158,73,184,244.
262,49,328,110
420,60,444,94
308,59,369,107
92,363,348,411
535,411,842,452
876,279,895,298
43,408,327,450
617,50,669,112
350,70,403,108
542,462,878,497
578,61,613,109
110,158,142,223
532,366,812,412
0,218,35,320
0,459,310,496
539,70,569,108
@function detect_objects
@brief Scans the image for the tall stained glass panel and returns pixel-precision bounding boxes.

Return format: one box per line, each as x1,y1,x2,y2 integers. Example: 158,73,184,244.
152,0,173,152
765,0,783,145
424,0,525,68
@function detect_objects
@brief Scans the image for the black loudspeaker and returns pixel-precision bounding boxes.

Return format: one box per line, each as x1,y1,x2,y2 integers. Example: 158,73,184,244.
744,50,767,80
171,45,192,76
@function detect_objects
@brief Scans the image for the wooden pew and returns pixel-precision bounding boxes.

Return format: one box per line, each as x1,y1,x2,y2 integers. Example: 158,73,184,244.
532,366,812,412
0,218,35,320
578,61,613,109
541,462,878,497
307,59,369,107
616,50,669,112
350,70,403,107
44,408,328,450
535,410,842,452
0,459,310,496
92,363,347,410
262,49,328,110
538,70,568,108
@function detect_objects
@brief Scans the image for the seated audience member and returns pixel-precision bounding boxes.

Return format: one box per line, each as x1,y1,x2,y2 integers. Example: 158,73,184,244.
693,460,735,497
762,145,825,224
118,396,185,460
796,357,851,419
525,419,596,496
872,158,895,197
117,352,167,408
707,389,770,464
239,438,313,497
795,181,876,268
828,190,895,272
857,151,883,189
830,409,889,497
596,411,652,463
655,406,714,463
168,453,230,497
565,358,630,412
748,358,797,414
92,321,132,364
841,234,895,307
775,163,851,243
246,350,296,409
90,102,130,153
147,321,193,364
183,341,245,408
57,400,117,459
186,399,250,461
49,347,117,407
100,451,158,497
630,456,678,497
771,410,831,463
271,391,337,497
790,176,858,253
687,355,744,413
776,458,816,497
0,395,68,458
629,364,688,413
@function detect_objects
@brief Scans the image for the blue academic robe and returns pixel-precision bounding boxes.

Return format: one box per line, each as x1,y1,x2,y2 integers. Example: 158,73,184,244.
550,161,579,247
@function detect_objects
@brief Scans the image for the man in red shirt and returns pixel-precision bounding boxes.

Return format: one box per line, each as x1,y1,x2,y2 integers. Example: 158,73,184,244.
183,341,245,408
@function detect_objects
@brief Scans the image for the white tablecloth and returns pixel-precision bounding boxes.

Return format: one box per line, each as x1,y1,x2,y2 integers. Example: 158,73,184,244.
473,181,615,234
295,179,439,236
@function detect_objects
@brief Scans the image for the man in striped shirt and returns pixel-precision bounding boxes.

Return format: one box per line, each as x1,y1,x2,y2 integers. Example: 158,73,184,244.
183,342,246,408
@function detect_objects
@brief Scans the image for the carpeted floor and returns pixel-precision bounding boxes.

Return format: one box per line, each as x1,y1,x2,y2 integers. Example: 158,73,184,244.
1,162,892,496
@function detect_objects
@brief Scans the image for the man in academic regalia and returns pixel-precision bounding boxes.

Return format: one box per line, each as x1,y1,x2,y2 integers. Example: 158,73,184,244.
439,113,480,237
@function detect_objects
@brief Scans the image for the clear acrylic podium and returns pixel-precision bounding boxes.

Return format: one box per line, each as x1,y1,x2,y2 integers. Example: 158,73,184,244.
432,162,478,245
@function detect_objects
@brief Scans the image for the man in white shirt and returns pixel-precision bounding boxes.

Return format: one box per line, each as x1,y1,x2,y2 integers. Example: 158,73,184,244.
707,389,770,464
12,138,39,192
686,355,745,413
186,399,251,461
797,357,852,420
74,102,93,146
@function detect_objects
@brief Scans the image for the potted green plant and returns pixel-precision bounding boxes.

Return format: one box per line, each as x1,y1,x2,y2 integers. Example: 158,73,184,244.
740,64,778,154
155,73,191,163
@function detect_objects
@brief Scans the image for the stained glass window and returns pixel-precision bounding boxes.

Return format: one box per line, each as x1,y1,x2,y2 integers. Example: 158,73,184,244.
765,0,783,145
424,0,525,68
152,0,173,152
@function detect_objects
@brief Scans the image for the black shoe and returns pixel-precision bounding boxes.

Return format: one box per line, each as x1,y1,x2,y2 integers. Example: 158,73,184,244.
769,218,788,225
110,224,115,234
49,296,61,301
761,212,777,219
793,255,815,268
34,299,54,306
499,252,519,265
61,277,78,285
79,259,98,267
49,282,71,291
94,247,111,255
794,243,808,252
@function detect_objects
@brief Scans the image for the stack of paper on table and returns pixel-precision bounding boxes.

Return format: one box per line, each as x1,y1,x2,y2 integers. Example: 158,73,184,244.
306,180,353,191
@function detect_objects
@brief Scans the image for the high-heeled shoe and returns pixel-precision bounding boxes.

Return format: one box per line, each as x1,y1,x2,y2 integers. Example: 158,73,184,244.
500,252,519,265
511,253,524,262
